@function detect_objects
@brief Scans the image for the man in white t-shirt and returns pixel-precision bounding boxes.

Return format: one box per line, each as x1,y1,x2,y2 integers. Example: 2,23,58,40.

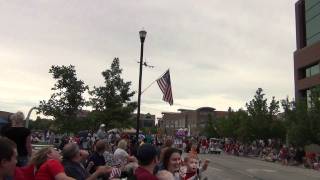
97,124,107,140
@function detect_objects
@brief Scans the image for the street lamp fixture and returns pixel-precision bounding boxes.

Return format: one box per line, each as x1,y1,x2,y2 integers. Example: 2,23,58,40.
139,30,147,43
136,30,147,144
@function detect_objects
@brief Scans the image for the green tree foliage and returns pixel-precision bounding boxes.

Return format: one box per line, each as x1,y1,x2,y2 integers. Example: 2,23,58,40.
246,88,270,139
215,108,252,142
89,58,137,129
283,87,320,146
234,109,252,143
245,88,284,140
216,108,240,138
29,117,53,131
38,65,88,133
215,88,285,142
268,97,286,140
203,114,219,138
308,88,320,142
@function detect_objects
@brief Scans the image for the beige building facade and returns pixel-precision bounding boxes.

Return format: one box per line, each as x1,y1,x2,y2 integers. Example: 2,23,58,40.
158,107,228,136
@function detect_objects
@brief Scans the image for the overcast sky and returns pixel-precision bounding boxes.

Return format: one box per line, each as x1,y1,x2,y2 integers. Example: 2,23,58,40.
0,0,296,119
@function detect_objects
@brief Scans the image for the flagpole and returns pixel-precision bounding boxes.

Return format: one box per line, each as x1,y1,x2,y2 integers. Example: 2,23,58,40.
141,70,169,95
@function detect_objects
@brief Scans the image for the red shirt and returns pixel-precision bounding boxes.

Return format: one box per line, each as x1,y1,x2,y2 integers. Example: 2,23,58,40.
15,164,35,180
201,140,206,146
35,159,65,180
306,152,316,160
135,166,158,180
184,171,197,180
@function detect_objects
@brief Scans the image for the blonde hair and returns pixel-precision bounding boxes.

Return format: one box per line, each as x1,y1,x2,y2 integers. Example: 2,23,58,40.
156,170,174,180
117,139,127,150
30,147,52,169
12,111,25,126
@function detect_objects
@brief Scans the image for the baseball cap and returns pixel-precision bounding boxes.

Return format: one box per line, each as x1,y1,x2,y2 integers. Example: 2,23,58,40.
100,124,106,128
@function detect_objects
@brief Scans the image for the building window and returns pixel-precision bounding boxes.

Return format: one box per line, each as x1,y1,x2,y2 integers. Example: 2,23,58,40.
306,68,311,77
306,86,320,108
305,0,320,46
307,89,311,108
177,119,180,128
311,64,320,76
306,63,320,77
181,119,185,128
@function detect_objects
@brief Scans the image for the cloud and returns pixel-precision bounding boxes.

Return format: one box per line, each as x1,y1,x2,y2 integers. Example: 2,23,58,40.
0,0,295,119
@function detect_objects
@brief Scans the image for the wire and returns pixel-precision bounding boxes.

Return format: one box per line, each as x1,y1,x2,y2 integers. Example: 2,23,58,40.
141,80,157,95
141,70,168,94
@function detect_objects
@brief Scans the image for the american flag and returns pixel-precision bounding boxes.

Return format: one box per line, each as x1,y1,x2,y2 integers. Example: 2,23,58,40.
157,70,173,105
109,168,121,179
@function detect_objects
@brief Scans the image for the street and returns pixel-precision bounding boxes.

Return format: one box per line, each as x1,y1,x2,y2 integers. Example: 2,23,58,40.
199,153,320,180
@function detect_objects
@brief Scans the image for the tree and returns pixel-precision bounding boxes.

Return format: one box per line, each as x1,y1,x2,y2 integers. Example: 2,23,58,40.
308,87,320,144
89,58,137,129
283,87,320,146
284,99,310,146
216,108,240,138
246,88,270,139
203,114,219,138
245,88,284,140
38,65,88,133
214,88,284,142
268,96,286,139
269,96,280,120
29,116,53,131
234,109,252,143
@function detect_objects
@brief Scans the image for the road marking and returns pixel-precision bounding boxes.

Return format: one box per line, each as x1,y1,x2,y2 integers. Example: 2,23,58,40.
246,168,277,173
261,169,277,173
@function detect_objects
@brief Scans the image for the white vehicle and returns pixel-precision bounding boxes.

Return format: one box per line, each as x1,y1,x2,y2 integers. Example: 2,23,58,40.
209,138,223,154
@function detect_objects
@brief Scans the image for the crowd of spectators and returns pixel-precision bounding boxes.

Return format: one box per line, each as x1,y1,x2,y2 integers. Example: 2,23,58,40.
0,111,210,180
217,138,320,171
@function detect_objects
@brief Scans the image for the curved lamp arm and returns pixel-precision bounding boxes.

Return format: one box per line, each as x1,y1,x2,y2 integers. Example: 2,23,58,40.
25,107,38,128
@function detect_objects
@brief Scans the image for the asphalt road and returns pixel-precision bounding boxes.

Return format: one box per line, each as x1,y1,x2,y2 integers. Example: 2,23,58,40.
199,153,320,180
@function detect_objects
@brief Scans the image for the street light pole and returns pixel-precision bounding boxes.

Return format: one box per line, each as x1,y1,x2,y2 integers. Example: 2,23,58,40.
25,107,38,128
136,30,147,144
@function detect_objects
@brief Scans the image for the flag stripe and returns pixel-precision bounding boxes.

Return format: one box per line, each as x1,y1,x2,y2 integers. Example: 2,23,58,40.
158,79,166,93
157,70,173,105
157,79,167,94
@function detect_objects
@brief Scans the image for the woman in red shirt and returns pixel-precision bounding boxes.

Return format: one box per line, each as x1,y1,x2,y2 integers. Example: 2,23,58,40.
35,147,74,180
16,147,74,180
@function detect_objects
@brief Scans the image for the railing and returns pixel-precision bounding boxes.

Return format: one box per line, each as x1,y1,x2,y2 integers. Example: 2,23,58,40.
32,144,54,150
